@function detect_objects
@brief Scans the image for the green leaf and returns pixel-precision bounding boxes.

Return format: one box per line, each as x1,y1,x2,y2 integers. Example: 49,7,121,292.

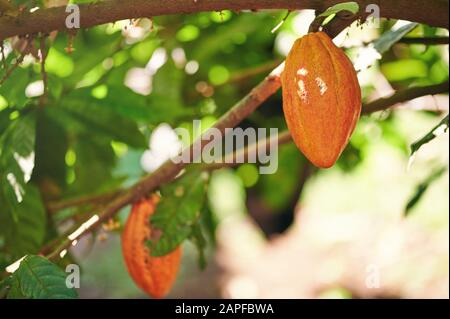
405,166,447,216
45,48,75,78
0,275,12,299
258,144,304,211
191,14,267,62
381,59,428,82
62,32,122,88
199,203,217,246
97,86,156,121
69,86,190,124
71,136,116,194
33,109,69,189
0,67,30,107
0,111,37,211
374,23,418,54
152,59,184,109
148,171,209,256
0,108,13,136
190,223,208,270
46,98,146,148
6,255,78,299
0,111,35,169
410,115,449,159
0,184,47,258
317,2,359,19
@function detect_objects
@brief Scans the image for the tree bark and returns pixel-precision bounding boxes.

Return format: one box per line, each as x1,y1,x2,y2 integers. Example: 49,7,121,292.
0,0,448,41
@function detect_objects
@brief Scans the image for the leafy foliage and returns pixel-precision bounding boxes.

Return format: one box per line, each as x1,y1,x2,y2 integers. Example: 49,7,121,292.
317,2,359,18
410,115,449,159
0,185,46,259
374,23,419,54
0,110,46,260
405,166,448,216
318,1,359,26
4,255,78,299
257,143,305,210
149,170,209,257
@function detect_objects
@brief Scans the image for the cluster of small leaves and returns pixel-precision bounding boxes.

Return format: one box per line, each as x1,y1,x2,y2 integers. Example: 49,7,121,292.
148,170,210,268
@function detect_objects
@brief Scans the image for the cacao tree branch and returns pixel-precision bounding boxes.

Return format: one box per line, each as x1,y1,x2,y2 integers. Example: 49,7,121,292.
399,36,449,45
216,59,283,88
46,189,124,213
0,0,448,41
0,37,32,85
198,131,292,171
362,81,450,114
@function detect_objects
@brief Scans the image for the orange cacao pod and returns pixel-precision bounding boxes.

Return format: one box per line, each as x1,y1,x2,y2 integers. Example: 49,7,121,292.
281,31,361,168
121,195,182,298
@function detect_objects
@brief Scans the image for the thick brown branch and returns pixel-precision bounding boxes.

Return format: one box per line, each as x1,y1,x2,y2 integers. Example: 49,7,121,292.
0,0,448,41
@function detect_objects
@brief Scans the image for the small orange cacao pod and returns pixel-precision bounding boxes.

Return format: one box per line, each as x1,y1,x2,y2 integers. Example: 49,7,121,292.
121,195,182,298
281,31,362,168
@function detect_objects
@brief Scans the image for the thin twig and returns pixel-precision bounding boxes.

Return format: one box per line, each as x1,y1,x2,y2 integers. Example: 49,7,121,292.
399,36,449,45
0,40,7,71
363,81,449,114
216,59,283,88
271,10,291,33
47,189,124,213
39,35,48,105
0,38,31,86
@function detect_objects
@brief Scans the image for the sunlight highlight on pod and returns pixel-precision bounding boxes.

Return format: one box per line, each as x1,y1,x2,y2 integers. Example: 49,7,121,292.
297,68,308,76
315,77,328,95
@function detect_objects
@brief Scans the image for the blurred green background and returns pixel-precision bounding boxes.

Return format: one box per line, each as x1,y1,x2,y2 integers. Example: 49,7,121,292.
0,2,448,298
